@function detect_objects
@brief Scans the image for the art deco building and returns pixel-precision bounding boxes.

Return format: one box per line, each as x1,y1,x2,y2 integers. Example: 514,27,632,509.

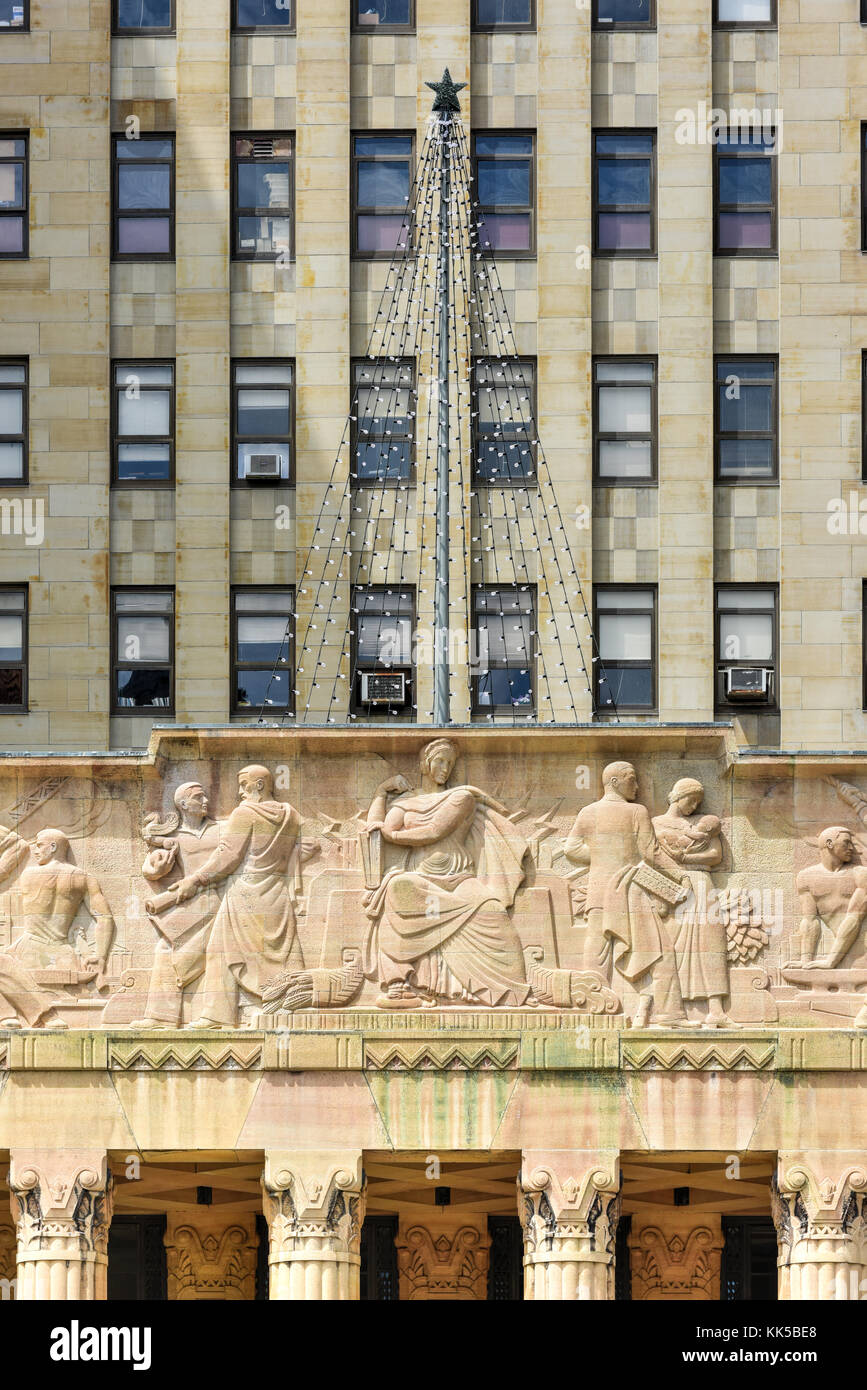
0,0,865,1304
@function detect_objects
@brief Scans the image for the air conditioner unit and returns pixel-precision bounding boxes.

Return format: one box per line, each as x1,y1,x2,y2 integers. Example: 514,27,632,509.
725,666,771,702
360,670,407,705
247,453,282,481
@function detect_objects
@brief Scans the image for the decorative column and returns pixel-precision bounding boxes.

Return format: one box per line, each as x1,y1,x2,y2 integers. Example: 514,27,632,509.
518,1151,620,1301
8,1150,112,1301
164,1211,258,1301
0,1217,16,1300
396,1216,491,1300
629,1212,724,1301
773,1154,867,1301
262,1151,365,1301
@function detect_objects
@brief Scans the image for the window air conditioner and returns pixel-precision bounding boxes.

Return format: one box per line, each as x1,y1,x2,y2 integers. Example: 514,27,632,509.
725,666,771,702
248,453,282,481
359,670,407,705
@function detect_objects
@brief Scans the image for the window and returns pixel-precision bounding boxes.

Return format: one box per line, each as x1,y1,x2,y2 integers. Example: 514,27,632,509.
594,587,656,712
234,0,294,30
112,589,174,713
863,353,867,480
714,131,776,254
472,0,534,32
112,362,173,484
594,131,655,256
232,135,293,261
862,126,867,252
0,134,27,258
715,586,777,708
473,585,535,715
715,357,777,482
232,361,293,483
352,134,413,258
232,589,294,714
593,0,654,28
0,588,27,711
473,133,535,255
472,358,536,483
352,359,414,483
714,0,775,27
353,0,414,30
112,135,174,260
352,587,415,716
593,358,656,483
721,1218,778,1302
0,1,27,29
0,360,26,482
113,0,174,33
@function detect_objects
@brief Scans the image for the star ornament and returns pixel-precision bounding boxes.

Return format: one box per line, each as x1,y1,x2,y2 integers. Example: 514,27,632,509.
426,68,467,113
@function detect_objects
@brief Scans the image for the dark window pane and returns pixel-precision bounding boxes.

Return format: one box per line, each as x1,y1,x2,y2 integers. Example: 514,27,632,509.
477,667,533,708
718,439,775,478
716,359,773,381
0,2,26,26
0,669,23,704
474,135,533,157
356,213,406,253
118,166,171,210
597,666,653,707
355,0,412,22
716,131,775,151
236,0,292,24
236,215,291,255
597,211,651,250
356,441,412,480
0,165,23,209
116,139,174,160
596,0,651,18
117,444,171,481
719,382,772,433
475,442,533,481
595,134,653,155
0,219,24,254
116,668,171,707
357,161,410,207
476,0,532,22
237,389,290,436
478,159,530,207
117,218,171,254
116,0,172,26
354,136,413,157
237,615,289,664
597,158,650,206
235,669,290,708
476,213,531,251
719,158,772,205
718,211,771,248
237,162,290,210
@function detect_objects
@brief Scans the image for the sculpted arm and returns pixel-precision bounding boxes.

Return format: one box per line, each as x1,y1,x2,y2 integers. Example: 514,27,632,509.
637,807,686,878
0,824,30,884
173,807,253,899
563,809,591,866
815,873,867,969
84,873,116,976
381,789,476,847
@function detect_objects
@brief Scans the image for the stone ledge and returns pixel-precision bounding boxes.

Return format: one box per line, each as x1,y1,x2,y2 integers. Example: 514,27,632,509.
1,1025,866,1073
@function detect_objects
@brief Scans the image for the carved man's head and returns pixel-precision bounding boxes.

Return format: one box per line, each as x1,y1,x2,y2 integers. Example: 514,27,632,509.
238,764,273,804
419,739,457,787
819,825,855,866
602,761,638,802
668,777,705,816
174,781,209,824
32,827,70,865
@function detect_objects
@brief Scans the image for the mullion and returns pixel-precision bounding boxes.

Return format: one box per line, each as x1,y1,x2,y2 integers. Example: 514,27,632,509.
472,132,535,257
112,589,174,714
593,587,656,713
714,139,776,256
232,589,295,715
112,362,174,485
232,134,294,262
113,136,175,261
593,358,656,484
352,134,414,258
593,131,655,256
714,356,777,482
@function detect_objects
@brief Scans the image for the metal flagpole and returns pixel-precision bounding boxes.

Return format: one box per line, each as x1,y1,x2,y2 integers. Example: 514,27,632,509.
427,69,466,727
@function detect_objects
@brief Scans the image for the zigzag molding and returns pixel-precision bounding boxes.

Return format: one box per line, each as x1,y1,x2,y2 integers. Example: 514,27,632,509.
109,1042,263,1072
621,1040,775,1073
364,1040,519,1072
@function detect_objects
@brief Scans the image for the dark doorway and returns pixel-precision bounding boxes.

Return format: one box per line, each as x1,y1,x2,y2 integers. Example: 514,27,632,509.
360,1213,399,1300
487,1214,523,1300
107,1214,167,1301
722,1216,778,1300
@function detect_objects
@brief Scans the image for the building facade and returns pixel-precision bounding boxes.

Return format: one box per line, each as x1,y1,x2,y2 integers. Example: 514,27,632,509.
0,0,865,1301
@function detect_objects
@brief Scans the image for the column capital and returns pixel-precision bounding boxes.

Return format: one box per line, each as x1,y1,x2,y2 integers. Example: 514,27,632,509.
262,1149,365,1223
629,1212,724,1301
776,1153,867,1226
773,1152,867,1298
8,1148,112,1256
518,1149,620,1227
164,1210,258,1301
396,1218,490,1301
261,1150,366,1300
517,1150,620,1299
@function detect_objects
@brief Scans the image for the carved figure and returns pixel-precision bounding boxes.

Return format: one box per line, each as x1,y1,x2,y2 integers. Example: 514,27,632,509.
564,761,688,1028
653,778,732,1028
131,782,224,1029
0,825,115,987
0,952,68,1029
361,739,534,1009
794,826,867,969
172,765,305,1028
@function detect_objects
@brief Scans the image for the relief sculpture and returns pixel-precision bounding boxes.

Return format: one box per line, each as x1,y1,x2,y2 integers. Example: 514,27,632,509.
5,741,867,1033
